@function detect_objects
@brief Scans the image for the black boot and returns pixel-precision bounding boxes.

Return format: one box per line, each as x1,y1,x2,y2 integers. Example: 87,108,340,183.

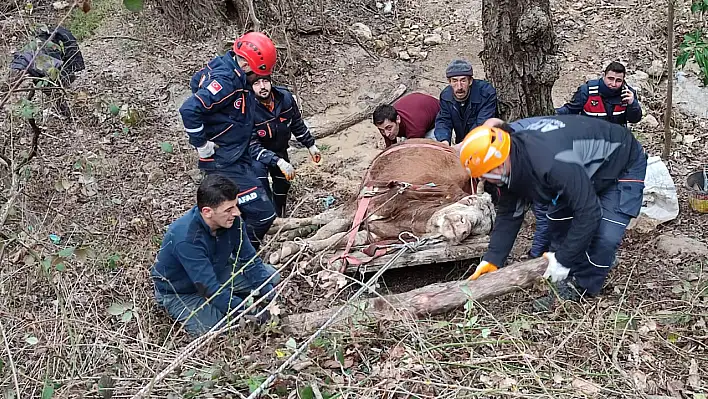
532,277,585,312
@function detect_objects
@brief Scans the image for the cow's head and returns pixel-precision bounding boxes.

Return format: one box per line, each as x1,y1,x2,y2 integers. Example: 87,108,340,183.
426,193,495,244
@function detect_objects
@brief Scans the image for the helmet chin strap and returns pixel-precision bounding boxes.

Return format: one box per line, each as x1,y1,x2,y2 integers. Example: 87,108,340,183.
481,162,510,186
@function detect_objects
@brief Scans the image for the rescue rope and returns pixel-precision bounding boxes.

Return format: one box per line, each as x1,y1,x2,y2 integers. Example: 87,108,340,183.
245,242,417,399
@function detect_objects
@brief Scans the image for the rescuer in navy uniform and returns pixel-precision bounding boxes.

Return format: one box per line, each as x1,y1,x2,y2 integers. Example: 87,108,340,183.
556,61,642,127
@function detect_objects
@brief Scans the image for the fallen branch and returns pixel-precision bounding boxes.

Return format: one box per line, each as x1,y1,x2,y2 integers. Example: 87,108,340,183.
293,84,407,145
282,257,547,334
345,236,490,273
245,0,261,31
14,118,41,173
0,117,42,227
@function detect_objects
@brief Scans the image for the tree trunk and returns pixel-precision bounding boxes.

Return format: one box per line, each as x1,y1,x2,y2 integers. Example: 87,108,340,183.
480,0,559,120
282,257,547,334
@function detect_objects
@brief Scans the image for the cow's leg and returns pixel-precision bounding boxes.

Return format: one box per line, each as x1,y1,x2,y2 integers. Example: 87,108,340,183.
269,222,367,265
308,218,351,241
274,217,350,243
267,208,344,235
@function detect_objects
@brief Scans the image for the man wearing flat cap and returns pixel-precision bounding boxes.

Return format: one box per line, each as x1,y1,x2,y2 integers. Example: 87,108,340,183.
434,59,498,145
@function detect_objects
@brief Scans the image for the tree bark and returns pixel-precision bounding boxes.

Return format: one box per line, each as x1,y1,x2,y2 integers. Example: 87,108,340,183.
282,257,547,334
480,0,559,120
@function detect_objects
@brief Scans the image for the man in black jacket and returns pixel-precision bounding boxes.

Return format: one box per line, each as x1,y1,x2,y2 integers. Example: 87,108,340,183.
460,115,647,306
249,76,321,217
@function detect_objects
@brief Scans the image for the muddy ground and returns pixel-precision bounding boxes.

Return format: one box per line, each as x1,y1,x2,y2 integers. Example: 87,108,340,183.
1,0,707,397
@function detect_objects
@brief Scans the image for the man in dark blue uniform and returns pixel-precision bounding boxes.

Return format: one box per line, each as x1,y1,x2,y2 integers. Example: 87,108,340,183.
434,59,498,145
179,32,278,250
460,115,647,308
150,174,279,336
249,75,320,217
557,61,642,127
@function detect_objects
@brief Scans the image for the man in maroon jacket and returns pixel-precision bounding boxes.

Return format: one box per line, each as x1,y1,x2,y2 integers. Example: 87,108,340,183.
372,92,441,147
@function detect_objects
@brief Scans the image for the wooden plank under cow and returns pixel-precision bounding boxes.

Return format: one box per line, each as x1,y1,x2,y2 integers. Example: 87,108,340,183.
282,257,547,334
344,236,490,274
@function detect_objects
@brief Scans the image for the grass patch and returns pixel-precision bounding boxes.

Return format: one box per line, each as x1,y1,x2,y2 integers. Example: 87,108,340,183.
66,0,118,40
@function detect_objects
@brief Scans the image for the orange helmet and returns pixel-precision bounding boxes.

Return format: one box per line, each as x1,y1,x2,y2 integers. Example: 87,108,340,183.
458,126,511,178
233,32,277,76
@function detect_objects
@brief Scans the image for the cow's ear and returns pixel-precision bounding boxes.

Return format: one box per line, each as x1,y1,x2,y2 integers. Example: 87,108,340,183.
457,195,475,206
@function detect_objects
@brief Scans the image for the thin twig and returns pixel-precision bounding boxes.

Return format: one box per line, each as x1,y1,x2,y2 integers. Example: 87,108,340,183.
0,5,78,111
13,118,41,173
0,319,21,397
133,241,305,398
246,245,413,399
663,0,675,160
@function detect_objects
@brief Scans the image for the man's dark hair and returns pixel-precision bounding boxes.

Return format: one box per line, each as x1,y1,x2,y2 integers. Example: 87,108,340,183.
500,123,515,133
605,61,626,75
197,174,240,210
372,104,398,125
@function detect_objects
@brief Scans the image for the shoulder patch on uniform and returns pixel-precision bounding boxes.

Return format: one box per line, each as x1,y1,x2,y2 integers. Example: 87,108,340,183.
207,80,223,95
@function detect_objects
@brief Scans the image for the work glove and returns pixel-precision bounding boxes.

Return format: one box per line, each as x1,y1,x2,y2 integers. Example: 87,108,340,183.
467,260,498,280
277,158,296,181
542,252,570,282
308,145,322,164
197,141,215,158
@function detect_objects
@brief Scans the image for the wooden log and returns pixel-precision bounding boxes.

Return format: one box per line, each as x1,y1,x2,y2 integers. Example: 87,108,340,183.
344,236,490,274
290,84,408,147
282,257,547,334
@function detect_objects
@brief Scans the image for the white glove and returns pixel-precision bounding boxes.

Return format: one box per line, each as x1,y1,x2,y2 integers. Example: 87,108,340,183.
308,145,322,164
276,158,296,181
542,252,570,282
197,141,215,158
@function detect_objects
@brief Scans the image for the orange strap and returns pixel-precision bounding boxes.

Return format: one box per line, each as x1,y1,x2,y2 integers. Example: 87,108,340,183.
329,190,374,272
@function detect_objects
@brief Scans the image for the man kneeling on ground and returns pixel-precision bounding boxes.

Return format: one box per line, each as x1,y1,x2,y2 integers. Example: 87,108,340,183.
372,92,440,148
150,174,280,336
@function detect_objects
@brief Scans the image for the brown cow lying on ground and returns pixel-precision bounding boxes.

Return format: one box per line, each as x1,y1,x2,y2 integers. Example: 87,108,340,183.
268,138,496,265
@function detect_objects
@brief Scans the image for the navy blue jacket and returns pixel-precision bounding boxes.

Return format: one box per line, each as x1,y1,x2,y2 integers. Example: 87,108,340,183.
556,79,642,126
482,115,645,269
11,26,84,83
150,206,274,315
249,86,316,166
434,80,497,144
179,51,254,171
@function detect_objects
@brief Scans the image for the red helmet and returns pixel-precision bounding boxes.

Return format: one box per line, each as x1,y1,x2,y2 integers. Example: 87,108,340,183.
233,32,277,76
